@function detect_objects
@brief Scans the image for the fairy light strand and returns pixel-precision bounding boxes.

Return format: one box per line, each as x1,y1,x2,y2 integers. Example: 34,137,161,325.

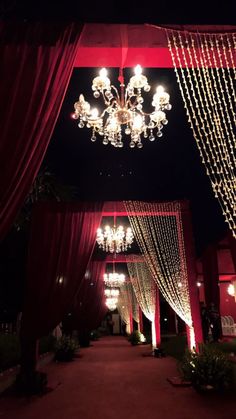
124,201,193,327
167,29,236,237
117,284,132,334
126,255,157,346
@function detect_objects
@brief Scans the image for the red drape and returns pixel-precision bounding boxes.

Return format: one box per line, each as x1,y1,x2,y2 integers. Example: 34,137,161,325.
0,21,83,241
76,260,107,332
20,201,103,340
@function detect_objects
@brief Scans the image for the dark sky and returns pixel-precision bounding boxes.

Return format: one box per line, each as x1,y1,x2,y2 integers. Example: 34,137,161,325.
3,0,236,24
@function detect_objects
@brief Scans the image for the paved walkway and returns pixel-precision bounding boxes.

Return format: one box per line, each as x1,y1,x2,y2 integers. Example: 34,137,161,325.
0,336,235,419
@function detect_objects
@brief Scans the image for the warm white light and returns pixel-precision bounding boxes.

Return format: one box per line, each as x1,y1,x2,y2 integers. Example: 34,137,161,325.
196,281,202,287
133,114,143,130
134,64,142,76
228,284,235,297
108,117,118,130
97,224,134,254
99,67,108,78
91,108,99,118
58,276,64,284
177,281,183,288
104,288,120,297
156,85,164,94
104,273,126,287
189,326,196,350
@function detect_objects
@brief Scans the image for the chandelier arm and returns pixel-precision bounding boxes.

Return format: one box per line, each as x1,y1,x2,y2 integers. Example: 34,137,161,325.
110,85,121,103
100,89,111,106
127,96,140,109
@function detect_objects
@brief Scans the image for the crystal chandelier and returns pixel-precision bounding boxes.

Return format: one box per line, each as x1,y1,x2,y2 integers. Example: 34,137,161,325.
97,224,134,254
72,65,171,148
104,272,126,288
104,288,120,297
105,297,118,311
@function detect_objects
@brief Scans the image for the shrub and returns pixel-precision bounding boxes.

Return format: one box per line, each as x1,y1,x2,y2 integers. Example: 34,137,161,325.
0,334,21,372
90,329,101,341
38,334,57,354
128,330,145,346
179,344,233,393
54,335,78,362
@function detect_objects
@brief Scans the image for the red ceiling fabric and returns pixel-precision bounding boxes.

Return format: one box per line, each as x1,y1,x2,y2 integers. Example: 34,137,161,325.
74,24,236,68
0,21,83,241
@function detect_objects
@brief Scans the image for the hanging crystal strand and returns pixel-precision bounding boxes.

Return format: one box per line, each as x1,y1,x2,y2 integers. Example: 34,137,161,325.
91,129,96,142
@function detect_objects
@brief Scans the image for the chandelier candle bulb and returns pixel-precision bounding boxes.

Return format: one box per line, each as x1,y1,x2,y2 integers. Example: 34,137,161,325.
73,65,171,148
134,64,142,76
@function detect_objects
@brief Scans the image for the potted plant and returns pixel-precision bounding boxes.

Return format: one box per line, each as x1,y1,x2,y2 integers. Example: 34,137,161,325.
179,344,232,393
54,336,78,362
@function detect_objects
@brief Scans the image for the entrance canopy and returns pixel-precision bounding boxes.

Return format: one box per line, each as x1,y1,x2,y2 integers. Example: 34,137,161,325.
75,24,236,68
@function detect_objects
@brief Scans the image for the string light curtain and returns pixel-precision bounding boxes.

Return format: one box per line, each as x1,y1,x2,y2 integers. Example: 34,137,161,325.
121,280,139,331
124,201,193,344
117,283,132,334
126,255,157,347
130,284,140,327
166,29,236,238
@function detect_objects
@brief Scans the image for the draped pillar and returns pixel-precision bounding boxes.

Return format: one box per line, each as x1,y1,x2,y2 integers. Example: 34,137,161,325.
20,201,103,375
0,21,83,241
126,256,158,348
181,204,203,349
125,200,196,349
139,307,143,333
154,288,161,346
130,285,140,332
117,284,132,334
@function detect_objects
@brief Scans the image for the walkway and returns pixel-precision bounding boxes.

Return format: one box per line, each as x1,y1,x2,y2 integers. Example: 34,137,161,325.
0,336,235,419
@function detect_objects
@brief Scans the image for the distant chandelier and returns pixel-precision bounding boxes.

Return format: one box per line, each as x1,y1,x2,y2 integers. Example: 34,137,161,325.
72,65,171,148
106,297,118,311
104,288,120,297
104,272,126,288
97,224,134,254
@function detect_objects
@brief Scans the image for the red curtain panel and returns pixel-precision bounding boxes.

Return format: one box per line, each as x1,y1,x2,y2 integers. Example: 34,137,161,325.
76,260,107,332
20,201,103,340
0,22,83,240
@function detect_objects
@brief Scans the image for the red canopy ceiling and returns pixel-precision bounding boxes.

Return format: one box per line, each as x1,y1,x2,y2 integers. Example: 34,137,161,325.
74,24,236,68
